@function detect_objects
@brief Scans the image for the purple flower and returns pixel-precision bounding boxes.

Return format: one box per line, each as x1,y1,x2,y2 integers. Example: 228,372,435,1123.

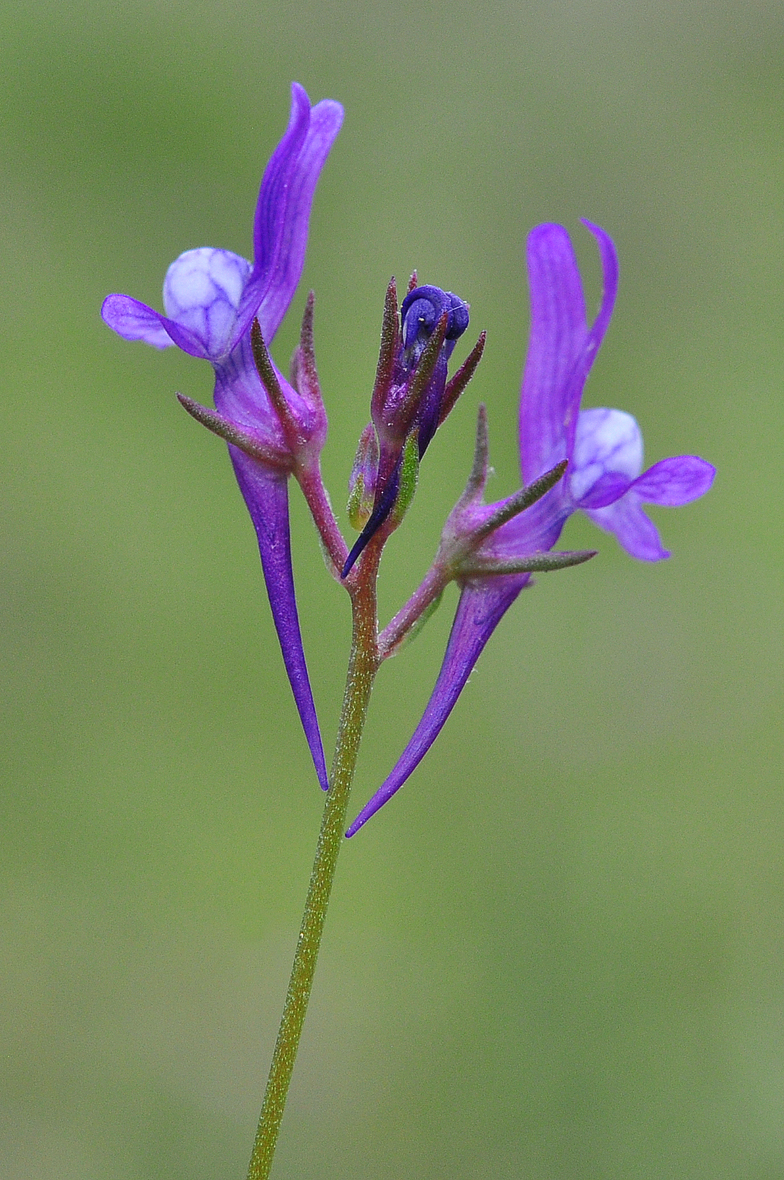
347,220,715,835
102,84,343,791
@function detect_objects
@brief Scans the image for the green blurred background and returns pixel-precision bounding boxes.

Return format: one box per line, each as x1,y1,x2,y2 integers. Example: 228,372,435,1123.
2,1,782,1176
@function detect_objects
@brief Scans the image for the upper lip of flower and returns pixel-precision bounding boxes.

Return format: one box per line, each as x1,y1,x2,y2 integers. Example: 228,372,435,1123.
101,82,343,369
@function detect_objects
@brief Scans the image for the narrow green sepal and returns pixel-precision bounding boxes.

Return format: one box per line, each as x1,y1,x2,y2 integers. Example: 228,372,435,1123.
473,459,568,543
176,393,289,469
458,404,490,505
289,292,321,405
438,331,486,426
250,318,300,448
370,278,400,425
390,432,419,526
463,549,597,576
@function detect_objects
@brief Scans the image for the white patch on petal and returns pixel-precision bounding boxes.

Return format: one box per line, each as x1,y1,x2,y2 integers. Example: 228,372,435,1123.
570,407,643,502
163,247,252,359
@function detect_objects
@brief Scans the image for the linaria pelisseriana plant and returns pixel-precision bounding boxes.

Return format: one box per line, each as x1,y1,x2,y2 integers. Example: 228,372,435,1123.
102,84,715,1178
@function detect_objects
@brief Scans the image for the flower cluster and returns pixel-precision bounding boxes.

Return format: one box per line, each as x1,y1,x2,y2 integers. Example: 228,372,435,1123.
102,85,714,838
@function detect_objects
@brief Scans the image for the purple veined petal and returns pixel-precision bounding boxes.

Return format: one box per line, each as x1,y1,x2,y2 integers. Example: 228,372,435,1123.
560,222,619,466
233,85,344,348
629,455,716,506
578,221,619,398
584,493,669,561
252,96,343,342
162,248,252,361
576,471,634,510
519,223,619,488
346,578,525,837
101,292,212,359
229,450,329,790
252,83,311,285
570,407,642,507
101,294,177,350
519,224,588,485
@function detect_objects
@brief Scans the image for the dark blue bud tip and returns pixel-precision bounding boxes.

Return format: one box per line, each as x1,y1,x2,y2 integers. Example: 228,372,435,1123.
401,286,469,353
445,292,470,339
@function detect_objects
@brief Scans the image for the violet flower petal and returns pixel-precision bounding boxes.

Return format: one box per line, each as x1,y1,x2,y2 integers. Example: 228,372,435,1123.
576,471,634,510
575,220,619,434
583,494,670,561
346,578,524,836
235,85,344,347
630,455,716,506
251,84,310,291
585,453,715,560
229,450,329,790
518,224,586,485
100,293,208,356
102,85,342,364
519,222,619,486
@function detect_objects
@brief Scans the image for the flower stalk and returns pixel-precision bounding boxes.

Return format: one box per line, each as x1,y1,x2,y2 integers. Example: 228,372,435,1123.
246,542,381,1180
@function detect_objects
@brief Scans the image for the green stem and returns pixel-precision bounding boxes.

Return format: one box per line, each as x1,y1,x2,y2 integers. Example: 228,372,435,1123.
246,552,380,1180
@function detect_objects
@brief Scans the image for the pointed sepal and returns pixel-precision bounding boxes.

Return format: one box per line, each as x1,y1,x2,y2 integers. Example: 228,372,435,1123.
456,403,490,507
177,393,291,470
289,291,324,412
437,407,571,581
250,318,301,448
370,278,400,427
438,331,486,427
463,549,596,576
471,458,568,544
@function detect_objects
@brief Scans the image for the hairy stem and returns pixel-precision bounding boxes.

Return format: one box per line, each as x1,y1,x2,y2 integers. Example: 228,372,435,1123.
296,461,349,578
245,546,380,1180
378,562,448,659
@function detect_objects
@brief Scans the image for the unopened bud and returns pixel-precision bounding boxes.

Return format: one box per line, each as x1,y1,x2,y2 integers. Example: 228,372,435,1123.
400,286,469,363
347,424,379,530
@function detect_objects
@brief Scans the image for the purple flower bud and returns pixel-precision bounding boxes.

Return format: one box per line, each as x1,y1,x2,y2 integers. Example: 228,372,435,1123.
400,286,469,359
342,281,474,577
